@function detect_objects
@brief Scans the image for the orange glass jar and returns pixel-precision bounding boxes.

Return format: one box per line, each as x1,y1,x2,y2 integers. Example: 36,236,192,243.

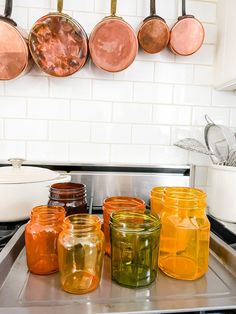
158,188,210,280
25,205,65,275
58,214,104,294
103,196,145,255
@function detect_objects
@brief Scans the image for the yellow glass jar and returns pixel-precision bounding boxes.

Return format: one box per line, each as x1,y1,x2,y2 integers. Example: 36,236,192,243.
57,214,104,294
110,210,161,288
158,188,210,280
150,187,166,217
151,187,205,218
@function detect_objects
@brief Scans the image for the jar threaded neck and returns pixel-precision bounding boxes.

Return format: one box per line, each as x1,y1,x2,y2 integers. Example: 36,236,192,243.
110,210,161,233
63,214,101,233
31,205,65,225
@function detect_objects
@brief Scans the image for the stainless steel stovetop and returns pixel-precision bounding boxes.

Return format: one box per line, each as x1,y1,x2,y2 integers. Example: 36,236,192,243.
0,163,235,314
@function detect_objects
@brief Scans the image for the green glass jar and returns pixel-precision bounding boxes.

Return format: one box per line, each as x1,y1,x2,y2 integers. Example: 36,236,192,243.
110,210,161,288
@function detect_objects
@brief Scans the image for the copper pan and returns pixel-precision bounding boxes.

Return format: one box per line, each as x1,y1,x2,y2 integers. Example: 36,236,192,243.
89,0,138,72
29,0,88,77
169,0,205,56
138,0,170,54
0,0,32,80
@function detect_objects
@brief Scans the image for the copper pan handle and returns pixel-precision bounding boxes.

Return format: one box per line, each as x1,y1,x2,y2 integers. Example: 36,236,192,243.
4,0,12,18
57,0,63,13
179,0,194,19
182,0,186,16
150,0,156,16
111,0,117,17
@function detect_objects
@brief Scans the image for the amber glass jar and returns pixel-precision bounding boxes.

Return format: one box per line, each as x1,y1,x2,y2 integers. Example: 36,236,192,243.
103,196,145,255
48,182,87,216
110,210,161,288
151,187,205,218
25,205,65,275
150,187,166,217
158,188,210,280
58,214,104,294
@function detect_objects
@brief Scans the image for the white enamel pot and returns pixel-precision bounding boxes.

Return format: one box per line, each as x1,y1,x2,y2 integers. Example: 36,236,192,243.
0,159,71,222
207,164,236,223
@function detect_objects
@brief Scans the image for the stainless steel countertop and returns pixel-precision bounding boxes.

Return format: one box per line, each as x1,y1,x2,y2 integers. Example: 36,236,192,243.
0,225,235,314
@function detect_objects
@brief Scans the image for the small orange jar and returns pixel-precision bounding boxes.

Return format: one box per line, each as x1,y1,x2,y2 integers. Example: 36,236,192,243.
103,196,145,255
25,205,65,275
158,188,210,280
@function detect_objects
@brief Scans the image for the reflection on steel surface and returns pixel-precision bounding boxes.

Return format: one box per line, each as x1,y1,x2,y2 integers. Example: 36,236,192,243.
29,15,88,77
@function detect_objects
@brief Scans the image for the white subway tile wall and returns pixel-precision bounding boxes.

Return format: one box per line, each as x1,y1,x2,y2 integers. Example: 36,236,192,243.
0,119,3,139
0,82,4,96
0,0,234,174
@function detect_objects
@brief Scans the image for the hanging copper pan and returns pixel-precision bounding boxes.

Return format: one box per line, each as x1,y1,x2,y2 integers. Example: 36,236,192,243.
29,0,88,77
89,0,138,72
0,0,32,80
169,0,205,56
138,0,170,54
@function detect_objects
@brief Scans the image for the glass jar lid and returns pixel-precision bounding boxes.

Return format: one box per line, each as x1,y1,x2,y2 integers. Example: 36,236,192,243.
0,158,60,184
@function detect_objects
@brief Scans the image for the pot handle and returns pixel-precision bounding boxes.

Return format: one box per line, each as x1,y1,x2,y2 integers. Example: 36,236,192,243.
205,114,215,125
111,0,117,17
57,0,63,13
182,0,186,16
150,0,156,16
4,0,12,18
179,0,194,19
0,0,16,26
45,174,71,187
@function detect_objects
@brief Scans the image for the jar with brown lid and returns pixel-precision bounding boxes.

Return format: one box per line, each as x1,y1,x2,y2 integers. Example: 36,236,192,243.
48,182,87,216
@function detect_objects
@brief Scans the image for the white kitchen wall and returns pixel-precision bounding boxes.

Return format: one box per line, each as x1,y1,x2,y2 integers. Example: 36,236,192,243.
0,0,235,188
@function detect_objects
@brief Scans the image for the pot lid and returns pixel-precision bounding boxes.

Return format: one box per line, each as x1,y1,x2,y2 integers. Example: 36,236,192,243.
0,158,60,184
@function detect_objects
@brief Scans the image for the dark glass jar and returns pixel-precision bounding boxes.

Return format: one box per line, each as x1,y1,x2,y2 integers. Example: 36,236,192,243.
48,183,87,216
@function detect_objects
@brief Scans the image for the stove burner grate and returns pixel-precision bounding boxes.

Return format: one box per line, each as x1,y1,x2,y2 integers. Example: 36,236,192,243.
0,221,28,252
